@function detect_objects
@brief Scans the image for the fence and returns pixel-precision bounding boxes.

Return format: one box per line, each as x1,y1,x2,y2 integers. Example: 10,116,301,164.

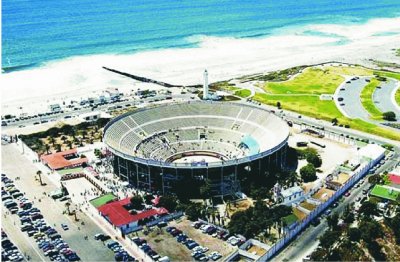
257,158,376,261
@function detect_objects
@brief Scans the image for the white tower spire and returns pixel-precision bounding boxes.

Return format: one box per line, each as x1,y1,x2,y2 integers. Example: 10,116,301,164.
203,69,208,100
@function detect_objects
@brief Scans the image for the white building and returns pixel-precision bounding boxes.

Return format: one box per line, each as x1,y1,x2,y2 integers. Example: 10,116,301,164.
280,186,305,205
357,144,385,166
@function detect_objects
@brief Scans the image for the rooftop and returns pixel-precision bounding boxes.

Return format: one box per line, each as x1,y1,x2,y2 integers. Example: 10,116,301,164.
358,144,385,160
97,198,168,226
281,186,303,198
40,148,88,170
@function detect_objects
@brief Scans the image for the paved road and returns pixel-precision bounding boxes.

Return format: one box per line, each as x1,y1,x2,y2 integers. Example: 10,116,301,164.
373,78,400,121
3,94,194,130
1,143,116,262
336,77,375,122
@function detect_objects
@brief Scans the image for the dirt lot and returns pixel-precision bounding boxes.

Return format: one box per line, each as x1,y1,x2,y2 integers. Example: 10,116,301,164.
293,207,307,220
312,187,335,202
289,131,358,179
300,201,316,211
226,199,253,217
332,173,350,185
134,218,236,261
248,245,267,256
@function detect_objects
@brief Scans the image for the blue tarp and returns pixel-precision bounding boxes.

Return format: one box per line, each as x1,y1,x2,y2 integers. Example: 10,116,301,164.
240,135,260,156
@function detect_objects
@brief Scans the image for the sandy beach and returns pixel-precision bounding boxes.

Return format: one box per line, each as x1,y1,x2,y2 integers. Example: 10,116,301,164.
2,17,400,116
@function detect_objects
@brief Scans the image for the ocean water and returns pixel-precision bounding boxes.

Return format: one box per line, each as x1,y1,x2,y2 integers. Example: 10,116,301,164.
2,0,400,72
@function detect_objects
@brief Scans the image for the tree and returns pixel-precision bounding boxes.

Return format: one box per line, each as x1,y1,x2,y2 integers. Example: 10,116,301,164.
276,101,281,109
306,153,322,168
310,248,328,261
130,195,144,210
383,111,396,121
300,164,317,182
342,205,355,224
65,202,71,215
185,202,203,221
319,230,340,250
157,195,178,212
359,220,382,242
45,144,50,154
368,174,381,185
200,179,212,202
327,212,339,230
55,143,62,152
286,171,300,187
331,118,338,125
36,170,43,186
348,227,361,242
359,201,379,218
48,136,56,146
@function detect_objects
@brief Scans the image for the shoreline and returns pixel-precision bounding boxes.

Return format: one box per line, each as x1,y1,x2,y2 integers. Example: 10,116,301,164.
1,17,400,116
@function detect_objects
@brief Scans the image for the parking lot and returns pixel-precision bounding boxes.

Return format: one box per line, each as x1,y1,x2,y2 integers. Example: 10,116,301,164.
132,218,235,261
1,144,115,262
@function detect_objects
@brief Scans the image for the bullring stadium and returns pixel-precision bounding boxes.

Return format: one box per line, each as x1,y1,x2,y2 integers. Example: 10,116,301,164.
103,101,289,197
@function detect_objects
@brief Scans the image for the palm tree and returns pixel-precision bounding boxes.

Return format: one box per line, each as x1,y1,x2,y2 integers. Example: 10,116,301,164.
65,202,71,215
36,170,43,186
287,171,300,187
48,136,56,147
67,140,73,149
55,144,62,152
45,144,50,154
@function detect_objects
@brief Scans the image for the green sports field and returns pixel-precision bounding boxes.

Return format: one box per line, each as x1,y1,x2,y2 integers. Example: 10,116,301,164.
370,185,399,201
90,193,117,208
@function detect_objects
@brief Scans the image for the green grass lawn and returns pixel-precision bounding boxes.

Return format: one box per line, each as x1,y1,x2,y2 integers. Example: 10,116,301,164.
396,88,400,107
253,94,343,121
58,167,83,175
325,65,373,76
252,64,400,141
282,214,298,226
370,185,399,201
263,67,344,95
360,78,383,119
374,70,400,81
234,89,251,98
90,193,117,208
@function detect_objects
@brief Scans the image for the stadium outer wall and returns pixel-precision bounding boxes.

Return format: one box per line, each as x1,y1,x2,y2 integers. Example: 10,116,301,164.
108,137,288,197
103,101,290,197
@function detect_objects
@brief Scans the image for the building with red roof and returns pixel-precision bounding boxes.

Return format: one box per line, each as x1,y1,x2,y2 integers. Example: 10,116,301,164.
40,149,88,170
97,197,168,233
389,174,400,185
